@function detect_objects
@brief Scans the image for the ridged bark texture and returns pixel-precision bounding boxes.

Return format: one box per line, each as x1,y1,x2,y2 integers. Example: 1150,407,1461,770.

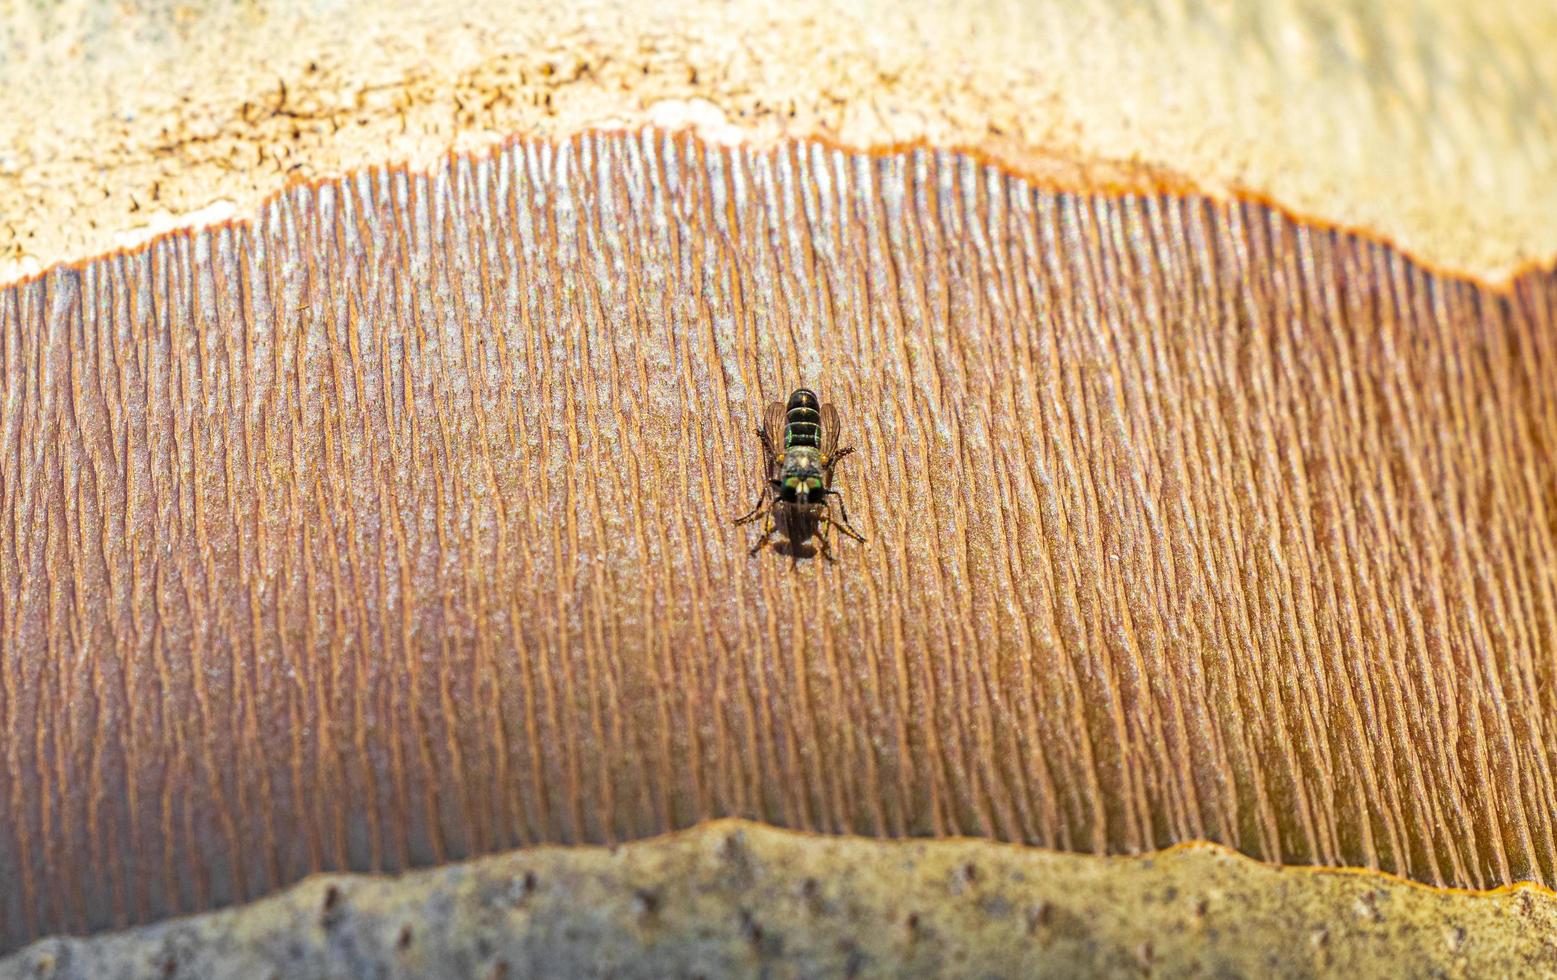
2,131,1555,948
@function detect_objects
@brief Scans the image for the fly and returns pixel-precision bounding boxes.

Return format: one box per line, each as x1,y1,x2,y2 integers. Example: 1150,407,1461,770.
734,387,867,563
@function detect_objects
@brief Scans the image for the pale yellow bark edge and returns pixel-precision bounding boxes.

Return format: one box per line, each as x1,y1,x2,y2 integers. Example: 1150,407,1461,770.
2,0,1554,288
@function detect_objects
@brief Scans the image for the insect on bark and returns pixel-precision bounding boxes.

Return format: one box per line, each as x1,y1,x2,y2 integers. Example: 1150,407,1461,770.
734,387,867,564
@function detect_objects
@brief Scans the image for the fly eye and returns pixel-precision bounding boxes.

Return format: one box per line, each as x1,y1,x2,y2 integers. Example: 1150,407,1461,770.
808,478,823,490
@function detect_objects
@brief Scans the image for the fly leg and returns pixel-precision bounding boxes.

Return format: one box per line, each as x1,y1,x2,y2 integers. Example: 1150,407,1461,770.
816,512,839,563
824,490,867,543
738,424,783,525
824,445,855,482
733,487,770,526
748,511,776,556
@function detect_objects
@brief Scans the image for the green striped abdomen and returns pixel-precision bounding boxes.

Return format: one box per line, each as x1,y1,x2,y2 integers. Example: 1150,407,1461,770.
784,387,822,450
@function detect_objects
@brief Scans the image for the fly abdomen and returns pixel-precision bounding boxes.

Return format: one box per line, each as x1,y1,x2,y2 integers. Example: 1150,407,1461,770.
784,387,823,449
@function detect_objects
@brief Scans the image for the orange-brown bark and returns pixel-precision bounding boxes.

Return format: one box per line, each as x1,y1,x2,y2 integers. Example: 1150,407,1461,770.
2,131,1555,949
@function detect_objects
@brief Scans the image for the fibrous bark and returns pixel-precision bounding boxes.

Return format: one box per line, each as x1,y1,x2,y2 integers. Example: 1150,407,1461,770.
3,132,1556,950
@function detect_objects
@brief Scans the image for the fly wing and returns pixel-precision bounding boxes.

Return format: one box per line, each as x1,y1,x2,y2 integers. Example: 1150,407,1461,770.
820,402,842,462
763,400,788,479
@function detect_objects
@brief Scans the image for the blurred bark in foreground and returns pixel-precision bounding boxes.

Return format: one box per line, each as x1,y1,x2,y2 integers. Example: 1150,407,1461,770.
7,820,1557,979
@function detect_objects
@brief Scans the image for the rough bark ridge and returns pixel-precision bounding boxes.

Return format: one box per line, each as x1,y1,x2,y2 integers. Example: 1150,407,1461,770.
7,821,1557,979
2,131,1555,949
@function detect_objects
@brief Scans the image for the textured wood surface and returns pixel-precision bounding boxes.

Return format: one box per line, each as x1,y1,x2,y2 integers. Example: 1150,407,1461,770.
2,131,1556,949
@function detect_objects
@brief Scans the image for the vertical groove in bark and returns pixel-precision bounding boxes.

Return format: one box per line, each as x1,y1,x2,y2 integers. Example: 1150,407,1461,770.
1,131,1554,949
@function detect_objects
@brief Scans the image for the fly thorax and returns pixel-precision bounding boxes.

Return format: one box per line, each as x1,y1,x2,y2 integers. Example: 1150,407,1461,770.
779,447,826,501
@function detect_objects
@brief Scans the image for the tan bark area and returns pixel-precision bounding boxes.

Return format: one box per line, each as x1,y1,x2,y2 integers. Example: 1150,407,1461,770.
3,133,1557,953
